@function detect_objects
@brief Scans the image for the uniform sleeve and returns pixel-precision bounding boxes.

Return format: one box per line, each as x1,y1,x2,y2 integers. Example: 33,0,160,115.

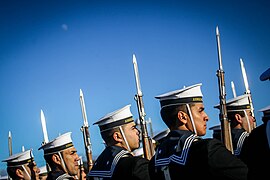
207,139,248,180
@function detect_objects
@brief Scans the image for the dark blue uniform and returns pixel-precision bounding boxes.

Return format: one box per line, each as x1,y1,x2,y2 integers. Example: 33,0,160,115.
149,130,248,180
246,123,270,180
88,146,150,180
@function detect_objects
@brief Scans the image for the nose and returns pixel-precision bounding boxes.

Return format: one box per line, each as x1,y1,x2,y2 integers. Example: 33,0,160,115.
204,112,209,121
136,128,140,135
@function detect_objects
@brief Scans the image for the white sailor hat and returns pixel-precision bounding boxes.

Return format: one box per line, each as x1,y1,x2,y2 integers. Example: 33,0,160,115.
214,94,251,112
259,105,270,118
38,165,48,175
38,132,74,155
155,83,203,108
153,128,170,142
2,149,34,167
93,104,134,132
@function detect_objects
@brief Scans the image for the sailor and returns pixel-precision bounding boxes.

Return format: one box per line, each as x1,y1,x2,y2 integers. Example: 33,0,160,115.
38,132,80,180
148,83,248,180
214,94,255,162
88,104,150,180
246,105,270,180
2,149,40,180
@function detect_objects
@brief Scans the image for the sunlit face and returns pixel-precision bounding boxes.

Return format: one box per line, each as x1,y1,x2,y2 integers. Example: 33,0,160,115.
190,103,209,136
123,122,140,151
62,147,80,176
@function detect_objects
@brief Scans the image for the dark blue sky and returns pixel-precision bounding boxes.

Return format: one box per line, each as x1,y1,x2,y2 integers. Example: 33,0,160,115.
1,0,270,171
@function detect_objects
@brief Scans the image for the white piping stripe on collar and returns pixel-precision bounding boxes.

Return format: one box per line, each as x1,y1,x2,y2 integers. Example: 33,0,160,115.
89,150,129,177
234,132,249,156
155,134,197,166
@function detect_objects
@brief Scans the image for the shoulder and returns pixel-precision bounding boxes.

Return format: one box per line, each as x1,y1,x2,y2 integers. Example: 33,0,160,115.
118,155,149,166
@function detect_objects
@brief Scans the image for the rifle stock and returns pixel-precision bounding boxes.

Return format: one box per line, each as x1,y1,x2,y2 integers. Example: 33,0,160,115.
81,125,93,172
132,54,155,160
215,26,233,153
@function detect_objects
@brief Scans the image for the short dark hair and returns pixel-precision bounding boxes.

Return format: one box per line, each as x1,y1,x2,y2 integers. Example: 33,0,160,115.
100,127,120,146
7,166,23,179
160,104,195,129
227,111,245,128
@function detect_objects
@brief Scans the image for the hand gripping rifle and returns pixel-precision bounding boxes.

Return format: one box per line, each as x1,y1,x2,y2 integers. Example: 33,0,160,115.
240,58,256,128
215,26,233,153
79,89,93,172
40,109,52,172
132,54,155,160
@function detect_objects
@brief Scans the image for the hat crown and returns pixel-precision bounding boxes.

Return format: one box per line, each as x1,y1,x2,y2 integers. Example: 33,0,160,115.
214,94,250,111
155,83,203,108
94,104,132,126
39,132,73,154
2,149,33,166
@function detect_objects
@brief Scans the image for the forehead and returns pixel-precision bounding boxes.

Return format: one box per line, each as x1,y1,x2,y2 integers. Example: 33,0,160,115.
63,146,76,153
191,103,204,109
124,122,136,128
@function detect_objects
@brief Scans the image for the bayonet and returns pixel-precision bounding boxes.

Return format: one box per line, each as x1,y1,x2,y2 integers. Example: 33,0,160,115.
80,89,89,127
40,109,49,144
231,81,237,98
40,109,51,173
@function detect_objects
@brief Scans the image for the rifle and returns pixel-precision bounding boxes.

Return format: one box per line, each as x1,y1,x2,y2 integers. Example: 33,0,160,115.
215,26,234,153
8,131,12,156
8,131,12,180
79,89,93,172
132,54,155,160
40,109,51,172
240,58,256,128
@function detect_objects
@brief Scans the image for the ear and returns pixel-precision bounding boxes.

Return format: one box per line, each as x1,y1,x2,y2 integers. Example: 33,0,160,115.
235,114,243,124
15,168,24,178
112,131,123,143
177,111,188,124
52,153,61,165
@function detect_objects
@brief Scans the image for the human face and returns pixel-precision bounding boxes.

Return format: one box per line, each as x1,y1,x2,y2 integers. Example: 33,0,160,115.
190,103,209,136
123,122,140,151
242,109,255,132
62,147,80,176
22,161,40,180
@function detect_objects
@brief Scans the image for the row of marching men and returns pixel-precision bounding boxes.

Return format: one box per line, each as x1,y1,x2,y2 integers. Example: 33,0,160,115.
2,76,269,180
